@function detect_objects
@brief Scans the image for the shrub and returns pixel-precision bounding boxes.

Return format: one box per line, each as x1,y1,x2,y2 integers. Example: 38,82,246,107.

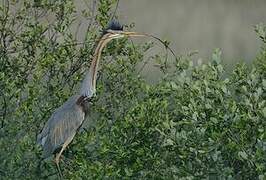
0,1,265,179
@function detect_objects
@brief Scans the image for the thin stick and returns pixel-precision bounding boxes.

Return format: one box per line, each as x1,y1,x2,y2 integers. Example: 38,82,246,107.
148,34,178,61
110,0,120,21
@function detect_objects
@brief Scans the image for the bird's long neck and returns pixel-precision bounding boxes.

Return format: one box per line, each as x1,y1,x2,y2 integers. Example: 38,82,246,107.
80,34,111,98
89,35,110,90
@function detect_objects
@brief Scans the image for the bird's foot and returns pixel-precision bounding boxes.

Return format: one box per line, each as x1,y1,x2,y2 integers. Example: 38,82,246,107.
54,155,63,179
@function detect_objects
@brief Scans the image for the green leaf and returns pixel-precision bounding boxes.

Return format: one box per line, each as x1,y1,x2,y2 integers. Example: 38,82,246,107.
238,151,248,160
212,48,222,64
262,107,266,118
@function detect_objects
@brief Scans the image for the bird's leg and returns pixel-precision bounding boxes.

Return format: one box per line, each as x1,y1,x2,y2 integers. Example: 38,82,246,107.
55,157,63,179
54,134,75,178
55,144,67,179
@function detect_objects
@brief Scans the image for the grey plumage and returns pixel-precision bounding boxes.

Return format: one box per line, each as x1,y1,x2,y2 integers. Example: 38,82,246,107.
80,71,95,98
37,95,84,158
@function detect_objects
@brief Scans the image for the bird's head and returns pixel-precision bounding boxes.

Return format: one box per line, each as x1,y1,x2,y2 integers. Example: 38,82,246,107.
102,20,147,40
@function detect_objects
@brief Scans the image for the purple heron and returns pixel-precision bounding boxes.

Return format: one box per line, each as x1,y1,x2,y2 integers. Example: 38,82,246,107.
37,20,147,177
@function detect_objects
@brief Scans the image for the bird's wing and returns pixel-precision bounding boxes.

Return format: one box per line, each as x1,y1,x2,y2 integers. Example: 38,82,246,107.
40,99,85,158
37,96,78,146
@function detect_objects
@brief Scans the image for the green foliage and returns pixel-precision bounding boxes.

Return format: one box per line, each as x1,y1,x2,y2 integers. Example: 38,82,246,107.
255,23,266,44
0,1,265,179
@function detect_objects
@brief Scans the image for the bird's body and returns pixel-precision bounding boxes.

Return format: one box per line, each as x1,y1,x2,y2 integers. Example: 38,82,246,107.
37,95,86,158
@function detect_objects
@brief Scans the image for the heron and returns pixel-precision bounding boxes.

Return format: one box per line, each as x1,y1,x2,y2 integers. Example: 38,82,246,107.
36,21,147,177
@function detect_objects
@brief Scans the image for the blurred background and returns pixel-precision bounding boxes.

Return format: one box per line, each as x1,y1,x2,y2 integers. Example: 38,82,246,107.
118,0,266,67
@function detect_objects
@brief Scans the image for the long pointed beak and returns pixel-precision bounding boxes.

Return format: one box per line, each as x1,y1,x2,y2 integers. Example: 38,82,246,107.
106,29,149,38
121,31,149,37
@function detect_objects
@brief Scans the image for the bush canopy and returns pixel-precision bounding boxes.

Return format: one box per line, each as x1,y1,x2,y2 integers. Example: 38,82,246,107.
0,0,265,179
